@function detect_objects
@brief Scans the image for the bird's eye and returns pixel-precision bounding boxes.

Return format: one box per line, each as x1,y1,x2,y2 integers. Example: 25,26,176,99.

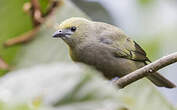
70,26,77,32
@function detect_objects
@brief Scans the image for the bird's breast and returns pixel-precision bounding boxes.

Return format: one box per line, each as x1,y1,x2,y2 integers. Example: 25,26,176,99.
70,43,145,79
69,47,78,61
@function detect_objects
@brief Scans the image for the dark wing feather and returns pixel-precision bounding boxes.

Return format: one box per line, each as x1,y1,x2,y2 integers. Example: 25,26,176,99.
131,41,151,62
112,35,150,62
97,22,150,62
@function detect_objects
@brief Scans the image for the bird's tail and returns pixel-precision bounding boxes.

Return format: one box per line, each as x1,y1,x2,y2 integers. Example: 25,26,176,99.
147,72,176,88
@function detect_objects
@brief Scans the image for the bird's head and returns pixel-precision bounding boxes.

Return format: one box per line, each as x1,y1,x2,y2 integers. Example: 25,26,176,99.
53,17,92,47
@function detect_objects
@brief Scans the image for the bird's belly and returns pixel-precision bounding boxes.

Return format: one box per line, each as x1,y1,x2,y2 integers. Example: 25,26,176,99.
94,57,145,79
75,44,145,79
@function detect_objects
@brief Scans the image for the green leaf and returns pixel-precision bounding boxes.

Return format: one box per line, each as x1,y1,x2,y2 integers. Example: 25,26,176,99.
0,0,33,75
137,0,155,6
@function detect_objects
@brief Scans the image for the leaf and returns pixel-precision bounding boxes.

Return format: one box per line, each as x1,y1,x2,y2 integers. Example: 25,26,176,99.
0,0,33,75
0,63,126,110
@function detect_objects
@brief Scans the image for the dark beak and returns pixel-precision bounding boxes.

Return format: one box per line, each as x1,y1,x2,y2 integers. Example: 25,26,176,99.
52,29,71,38
53,30,64,38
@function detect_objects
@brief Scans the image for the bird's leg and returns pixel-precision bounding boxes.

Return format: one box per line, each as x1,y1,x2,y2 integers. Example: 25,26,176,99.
111,77,119,83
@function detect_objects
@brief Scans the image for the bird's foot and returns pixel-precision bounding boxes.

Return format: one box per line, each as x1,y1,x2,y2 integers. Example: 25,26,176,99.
111,77,119,84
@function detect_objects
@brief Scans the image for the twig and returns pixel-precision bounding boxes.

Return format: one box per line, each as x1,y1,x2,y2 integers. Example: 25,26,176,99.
4,26,40,47
31,0,43,26
0,57,9,70
4,0,60,47
23,2,32,15
43,0,60,17
116,52,177,88
1,0,60,71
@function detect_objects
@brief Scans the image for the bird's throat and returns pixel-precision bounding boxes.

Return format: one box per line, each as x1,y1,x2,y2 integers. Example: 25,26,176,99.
69,47,78,61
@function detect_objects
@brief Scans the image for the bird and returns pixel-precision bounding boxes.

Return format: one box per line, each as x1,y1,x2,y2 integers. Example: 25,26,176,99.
52,17,176,88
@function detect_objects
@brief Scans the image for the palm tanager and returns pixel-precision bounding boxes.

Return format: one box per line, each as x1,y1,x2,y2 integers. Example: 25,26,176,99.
53,17,176,88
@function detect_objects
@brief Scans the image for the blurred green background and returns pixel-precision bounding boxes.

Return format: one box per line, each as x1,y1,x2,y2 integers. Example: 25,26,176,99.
0,0,176,110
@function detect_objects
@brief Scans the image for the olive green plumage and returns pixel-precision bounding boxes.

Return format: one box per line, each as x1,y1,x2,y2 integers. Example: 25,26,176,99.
53,17,176,88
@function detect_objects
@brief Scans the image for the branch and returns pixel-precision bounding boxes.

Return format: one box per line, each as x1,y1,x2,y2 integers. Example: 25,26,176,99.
4,26,40,47
0,57,9,70
31,0,44,26
115,52,177,88
4,0,61,47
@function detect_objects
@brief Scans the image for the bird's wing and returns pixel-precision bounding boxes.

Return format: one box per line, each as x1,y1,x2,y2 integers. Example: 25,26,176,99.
101,31,150,62
97,22,150,62
113,36,150,62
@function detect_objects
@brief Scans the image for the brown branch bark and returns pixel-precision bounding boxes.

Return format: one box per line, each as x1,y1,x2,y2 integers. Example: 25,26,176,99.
116,52,177,88
4,0,60,47
43,0,60,17
4,26,40,47
31,0,43,26
0,57,9,70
